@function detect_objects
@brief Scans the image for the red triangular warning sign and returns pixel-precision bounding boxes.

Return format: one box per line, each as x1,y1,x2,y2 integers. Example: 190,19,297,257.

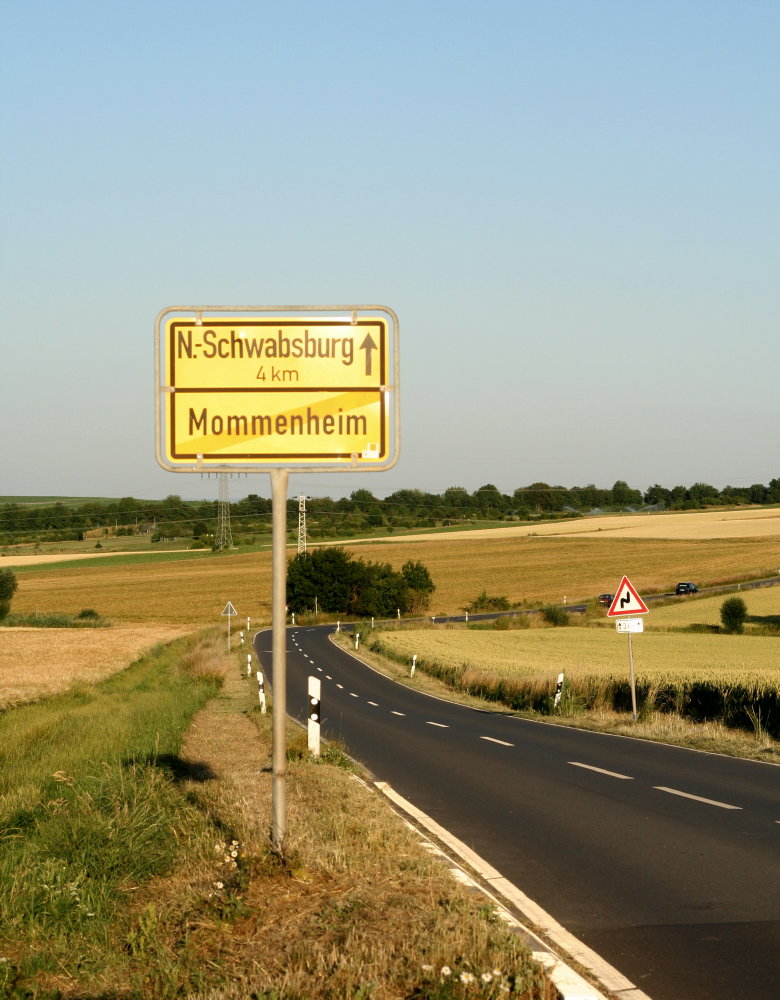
607,576,649,616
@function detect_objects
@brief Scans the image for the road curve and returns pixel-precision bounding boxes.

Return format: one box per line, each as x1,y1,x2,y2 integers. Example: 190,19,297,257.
255,624,780,1000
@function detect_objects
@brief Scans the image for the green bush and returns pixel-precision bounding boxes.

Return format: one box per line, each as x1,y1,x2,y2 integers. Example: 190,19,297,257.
0,567,18,618
464,590,510,613
720,596,748,634
540,604,569,626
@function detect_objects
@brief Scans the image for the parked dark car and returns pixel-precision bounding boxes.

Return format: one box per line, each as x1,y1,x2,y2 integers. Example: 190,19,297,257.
675,582,699,595
598,593,614,607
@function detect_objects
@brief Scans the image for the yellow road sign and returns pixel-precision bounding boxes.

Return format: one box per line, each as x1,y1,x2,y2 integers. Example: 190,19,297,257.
156,309,398,471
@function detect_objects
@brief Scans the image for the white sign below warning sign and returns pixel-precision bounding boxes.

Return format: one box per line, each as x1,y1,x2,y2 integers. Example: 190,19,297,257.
607,577,649,617
616,617,644,633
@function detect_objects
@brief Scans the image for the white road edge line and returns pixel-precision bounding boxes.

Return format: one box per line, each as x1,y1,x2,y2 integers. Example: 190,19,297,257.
654,786,742,810
481,736,514,747
569,762,634,780
375,781,654,1000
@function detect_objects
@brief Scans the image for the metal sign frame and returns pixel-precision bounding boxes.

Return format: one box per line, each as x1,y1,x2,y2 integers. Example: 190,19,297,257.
155,305,400,474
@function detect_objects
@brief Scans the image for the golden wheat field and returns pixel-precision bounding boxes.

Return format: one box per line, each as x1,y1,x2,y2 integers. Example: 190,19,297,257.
8,529,780,626
350,507,780,543
374,627,780,686
0,625,191,707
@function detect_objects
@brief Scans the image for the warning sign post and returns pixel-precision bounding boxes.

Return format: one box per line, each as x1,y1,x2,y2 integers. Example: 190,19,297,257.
607,576,648,721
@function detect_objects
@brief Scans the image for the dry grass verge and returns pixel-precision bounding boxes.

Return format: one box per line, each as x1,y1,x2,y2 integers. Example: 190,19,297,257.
168,660,554,999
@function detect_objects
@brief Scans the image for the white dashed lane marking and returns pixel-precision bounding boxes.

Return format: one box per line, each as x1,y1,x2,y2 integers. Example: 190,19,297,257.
481,736,514,747
391,711,405,717
654,786,742,810
569,762,633,780
426,721,449,728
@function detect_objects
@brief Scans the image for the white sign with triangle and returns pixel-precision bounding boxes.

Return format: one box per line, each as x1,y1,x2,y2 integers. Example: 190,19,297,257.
221,601,238,617
607,577,649,617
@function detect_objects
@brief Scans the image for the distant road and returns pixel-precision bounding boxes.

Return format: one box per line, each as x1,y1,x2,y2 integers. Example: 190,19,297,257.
255,624,780,1000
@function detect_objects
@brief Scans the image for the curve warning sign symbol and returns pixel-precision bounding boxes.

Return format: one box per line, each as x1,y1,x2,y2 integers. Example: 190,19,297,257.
607,577,649,617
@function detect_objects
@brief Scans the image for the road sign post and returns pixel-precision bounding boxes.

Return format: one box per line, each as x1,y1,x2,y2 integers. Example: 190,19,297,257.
221,601,237,651
607,578,649,722
270,468,288,851
156,305,399,856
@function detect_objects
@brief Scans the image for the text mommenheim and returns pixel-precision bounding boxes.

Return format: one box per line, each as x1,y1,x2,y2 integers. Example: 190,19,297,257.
188,406,368,438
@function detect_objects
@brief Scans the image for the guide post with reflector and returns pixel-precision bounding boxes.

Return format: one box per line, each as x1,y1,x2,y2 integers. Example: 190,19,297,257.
308,676,321,757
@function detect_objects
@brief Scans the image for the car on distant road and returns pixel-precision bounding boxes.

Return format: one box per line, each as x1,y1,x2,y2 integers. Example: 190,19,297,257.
675,582,699,595
598,593,614,607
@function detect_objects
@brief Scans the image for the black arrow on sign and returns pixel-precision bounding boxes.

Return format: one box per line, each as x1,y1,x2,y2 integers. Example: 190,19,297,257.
359,333,378,376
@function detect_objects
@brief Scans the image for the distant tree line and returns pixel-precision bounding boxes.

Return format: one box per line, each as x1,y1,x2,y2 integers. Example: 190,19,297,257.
1,477,778,545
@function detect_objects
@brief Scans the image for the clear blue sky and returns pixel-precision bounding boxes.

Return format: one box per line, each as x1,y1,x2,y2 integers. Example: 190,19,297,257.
1,0,777,501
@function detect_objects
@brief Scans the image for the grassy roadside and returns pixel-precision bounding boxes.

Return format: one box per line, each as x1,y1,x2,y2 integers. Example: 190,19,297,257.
0,630,554,999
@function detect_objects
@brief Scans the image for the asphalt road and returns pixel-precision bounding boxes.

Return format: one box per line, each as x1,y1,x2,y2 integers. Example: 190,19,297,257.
254,624,780,1000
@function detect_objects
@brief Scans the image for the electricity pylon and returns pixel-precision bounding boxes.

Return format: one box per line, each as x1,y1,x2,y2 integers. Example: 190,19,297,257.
298,494,312,554
215,473,234,550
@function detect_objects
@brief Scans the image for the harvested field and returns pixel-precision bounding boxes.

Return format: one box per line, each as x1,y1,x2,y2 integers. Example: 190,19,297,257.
0,625,192,706
347,507,780,542
10,534,780,625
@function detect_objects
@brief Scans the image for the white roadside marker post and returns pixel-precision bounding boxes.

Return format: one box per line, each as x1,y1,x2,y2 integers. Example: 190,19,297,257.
554,672,565,708
308,676,321,757
354,632,360,650
246,654,252,677
410,654,417,677
256,671,266,714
